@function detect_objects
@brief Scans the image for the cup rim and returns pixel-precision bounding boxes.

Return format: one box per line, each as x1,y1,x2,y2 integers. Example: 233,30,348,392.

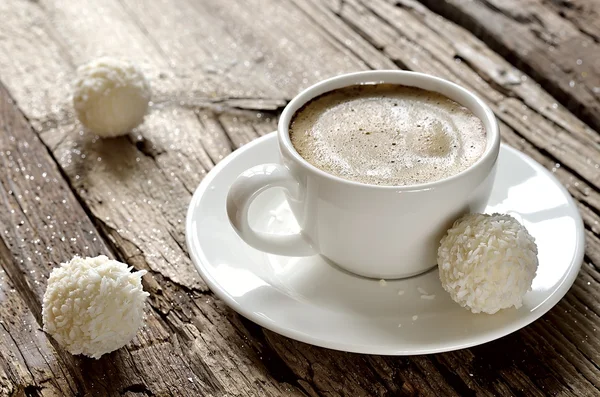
277,70,500,191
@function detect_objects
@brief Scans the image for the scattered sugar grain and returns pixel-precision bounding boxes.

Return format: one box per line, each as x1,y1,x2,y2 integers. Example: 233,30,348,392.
412,315,418,321
417,287,428,295
379,279,387,287
421,294,436,300
397,290,405,295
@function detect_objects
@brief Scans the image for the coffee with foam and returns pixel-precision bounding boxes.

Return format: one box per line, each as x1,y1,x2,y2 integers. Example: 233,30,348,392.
289,84,486,186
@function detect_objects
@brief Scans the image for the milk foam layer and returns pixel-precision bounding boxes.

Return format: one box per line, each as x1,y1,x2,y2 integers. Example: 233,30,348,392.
289,84,486,186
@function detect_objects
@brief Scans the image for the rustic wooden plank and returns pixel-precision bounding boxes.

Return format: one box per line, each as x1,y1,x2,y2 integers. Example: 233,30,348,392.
117,0,376,100
1,0,600,396
0,261,77,397
327,0,599,185
0,1,73,128
543,0,600,42
418,0,600,133
0,83,307,396
307,0,600,243
0,84,147,396
272,0,600,394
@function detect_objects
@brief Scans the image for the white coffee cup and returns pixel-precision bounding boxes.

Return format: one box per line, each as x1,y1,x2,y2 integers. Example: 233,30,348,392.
226,70,500,279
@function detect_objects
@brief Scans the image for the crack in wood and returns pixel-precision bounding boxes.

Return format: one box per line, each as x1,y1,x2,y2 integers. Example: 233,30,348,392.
211,113,239,153
480,0,546,26
289,0,398,70
95,217,207,294
121,383,154,396
152,96,289,113
1,0,600,395
236,317,305,389
428,355,477,397
323,0,600,187
418,0,600,133
451,54,517,98
0,322,38,388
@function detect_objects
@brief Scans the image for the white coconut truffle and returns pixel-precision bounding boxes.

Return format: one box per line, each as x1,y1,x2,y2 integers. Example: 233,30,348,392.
73,57,150,137
438,213,538,314
42,255,149,359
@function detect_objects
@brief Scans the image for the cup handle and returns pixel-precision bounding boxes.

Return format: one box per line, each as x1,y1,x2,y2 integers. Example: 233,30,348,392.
226,163,316,256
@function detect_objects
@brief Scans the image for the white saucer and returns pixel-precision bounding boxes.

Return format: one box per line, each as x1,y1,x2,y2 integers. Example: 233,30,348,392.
186,132,584,355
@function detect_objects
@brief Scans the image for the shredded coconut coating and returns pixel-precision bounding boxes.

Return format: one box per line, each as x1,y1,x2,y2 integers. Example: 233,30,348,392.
438,213,538,314
42,255,149,359
73,57,150,137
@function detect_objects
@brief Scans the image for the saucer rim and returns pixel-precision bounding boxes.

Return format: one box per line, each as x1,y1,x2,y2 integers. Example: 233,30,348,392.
185,132,585,355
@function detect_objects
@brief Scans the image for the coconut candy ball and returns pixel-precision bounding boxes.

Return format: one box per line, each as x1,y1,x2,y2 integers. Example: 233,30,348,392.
42,255,149,359
72,57,150,137
438,213,538,314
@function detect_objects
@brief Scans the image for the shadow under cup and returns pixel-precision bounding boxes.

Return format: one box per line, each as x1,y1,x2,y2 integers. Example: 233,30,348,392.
277,71,500,279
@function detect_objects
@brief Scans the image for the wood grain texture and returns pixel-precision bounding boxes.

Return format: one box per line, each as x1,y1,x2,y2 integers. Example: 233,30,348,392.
418,0,600,132
0,83,308,396
0,0,599,395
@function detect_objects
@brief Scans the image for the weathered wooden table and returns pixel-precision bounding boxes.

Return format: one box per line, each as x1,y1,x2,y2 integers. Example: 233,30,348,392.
1,0,599,395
